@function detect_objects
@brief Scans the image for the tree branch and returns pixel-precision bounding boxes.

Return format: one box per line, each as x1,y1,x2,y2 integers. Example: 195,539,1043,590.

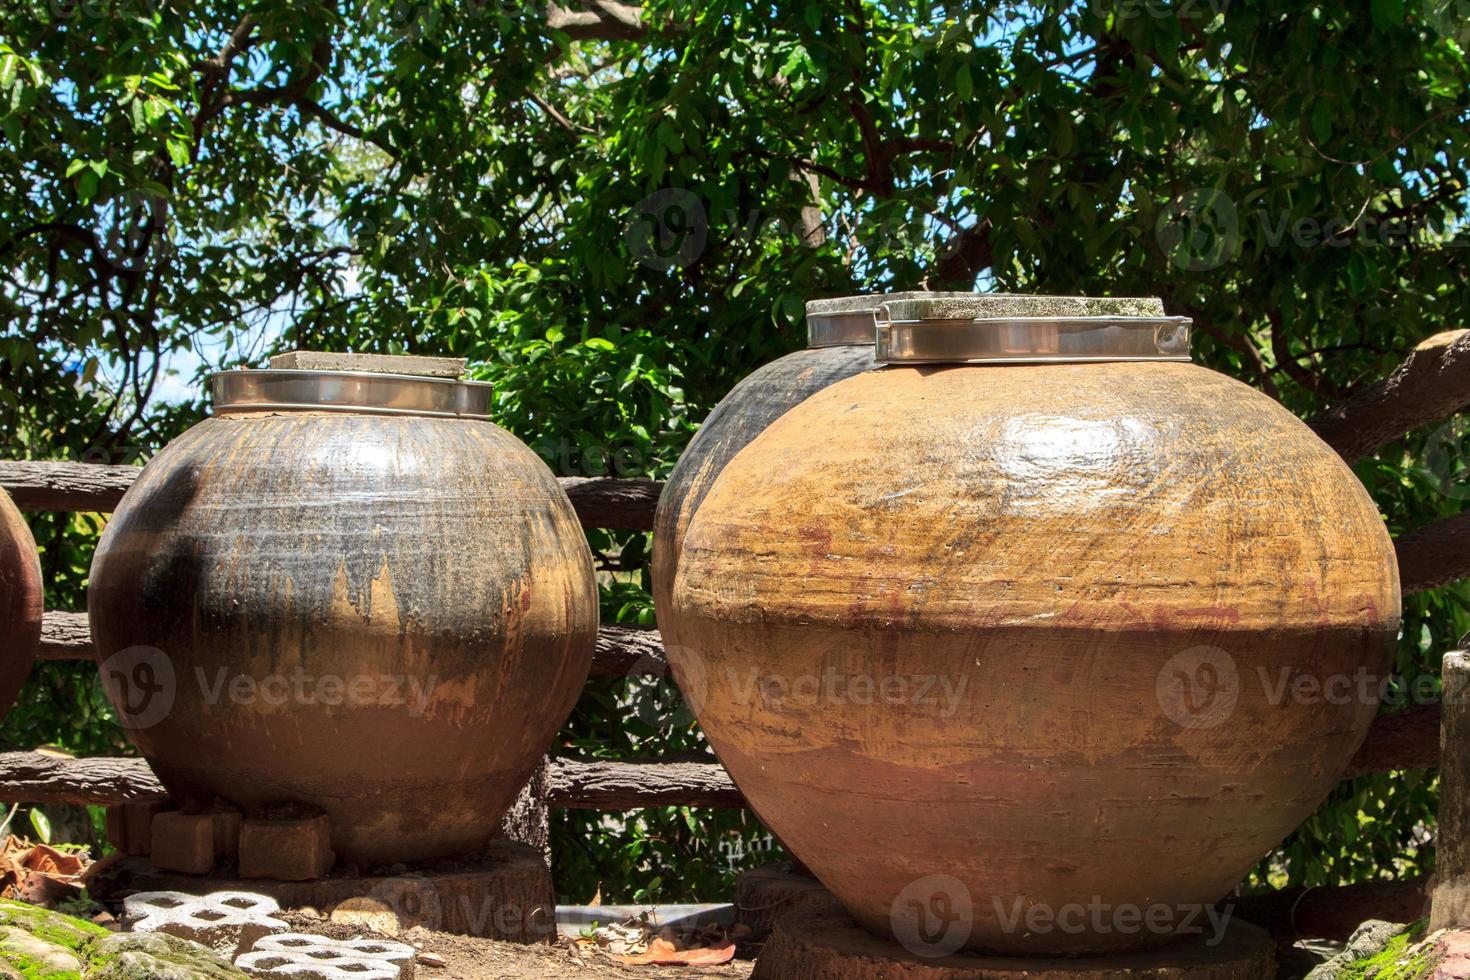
546,0,649,41
1396,511,1470,595
1309,329,1470,462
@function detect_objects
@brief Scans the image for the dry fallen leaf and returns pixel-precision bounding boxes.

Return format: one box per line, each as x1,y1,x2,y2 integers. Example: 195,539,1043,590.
611,938,737,967
0,836,88,907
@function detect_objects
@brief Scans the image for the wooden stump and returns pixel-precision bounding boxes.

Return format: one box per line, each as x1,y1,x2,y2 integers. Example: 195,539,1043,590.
753,904,1274,980
90,840,554,943
1433,647,1470,931
736,862,837,939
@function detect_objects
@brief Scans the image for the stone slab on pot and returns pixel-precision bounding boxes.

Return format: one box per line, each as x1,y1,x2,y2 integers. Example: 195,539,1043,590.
236,934,416,979
266,352,466,378
734,862,836,940
753,903,1275,980
122,890,288,957
95,841,555,943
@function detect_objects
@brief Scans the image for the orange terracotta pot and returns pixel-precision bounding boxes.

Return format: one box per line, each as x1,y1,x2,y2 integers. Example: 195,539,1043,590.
89,364,597,864
670,298,1400,955
0,489,42,720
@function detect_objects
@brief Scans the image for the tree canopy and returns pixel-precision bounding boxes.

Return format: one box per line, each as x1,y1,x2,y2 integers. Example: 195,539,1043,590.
3,0,1469,900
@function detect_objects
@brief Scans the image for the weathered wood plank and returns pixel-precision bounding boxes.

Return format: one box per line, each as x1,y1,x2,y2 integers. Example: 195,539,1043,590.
0,461,661,531
1343,701,1441,778
0,751,166,805
0,461,139,513
0,751,745,810
546,757,745,809
42,611,667,677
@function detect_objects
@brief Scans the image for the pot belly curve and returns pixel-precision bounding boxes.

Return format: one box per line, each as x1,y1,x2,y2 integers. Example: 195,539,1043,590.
670,362,1400,955
89,413,597,864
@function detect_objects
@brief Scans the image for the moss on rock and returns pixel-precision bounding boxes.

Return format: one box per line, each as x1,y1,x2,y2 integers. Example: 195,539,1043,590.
83,932,246,979
0,901,247,980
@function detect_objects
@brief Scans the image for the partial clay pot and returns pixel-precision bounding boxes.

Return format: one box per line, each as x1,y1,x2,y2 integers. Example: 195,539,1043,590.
652,295,889,651
671,297,1400,955
0,489,42,719
88,360,598,864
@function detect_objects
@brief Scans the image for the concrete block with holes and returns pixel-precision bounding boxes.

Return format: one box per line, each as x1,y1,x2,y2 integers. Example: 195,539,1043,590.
122,890,289,957
235,933,417,979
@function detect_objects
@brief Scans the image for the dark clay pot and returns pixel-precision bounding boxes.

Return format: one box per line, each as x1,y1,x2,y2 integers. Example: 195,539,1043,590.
88,366,597,864
0,489,42,720
670,297,1400,955
651,293,955,651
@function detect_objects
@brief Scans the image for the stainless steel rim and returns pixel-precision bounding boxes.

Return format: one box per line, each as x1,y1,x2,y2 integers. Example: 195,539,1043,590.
874,316,1193,364
211,370,494,419
806,310,877,347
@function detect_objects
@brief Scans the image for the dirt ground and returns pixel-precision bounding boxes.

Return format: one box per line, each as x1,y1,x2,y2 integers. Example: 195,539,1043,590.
284,912,759,980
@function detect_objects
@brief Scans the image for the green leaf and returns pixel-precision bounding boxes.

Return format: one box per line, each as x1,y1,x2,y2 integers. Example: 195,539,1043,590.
29,808,51,844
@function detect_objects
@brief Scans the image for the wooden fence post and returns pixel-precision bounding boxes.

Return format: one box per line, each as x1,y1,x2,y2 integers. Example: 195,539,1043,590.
1433,642,1470,930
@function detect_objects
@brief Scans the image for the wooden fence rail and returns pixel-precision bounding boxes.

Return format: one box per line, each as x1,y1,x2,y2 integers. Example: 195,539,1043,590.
4,460,1465,595
0,461,661,533
39,611,668,678
0,751,745,811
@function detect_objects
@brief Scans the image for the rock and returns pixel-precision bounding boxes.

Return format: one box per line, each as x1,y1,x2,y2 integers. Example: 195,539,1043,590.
1305,921,1460,980
86,931,250,979
329,897,401,936
417,952,445,968
0,925,85,975
0,898,248,978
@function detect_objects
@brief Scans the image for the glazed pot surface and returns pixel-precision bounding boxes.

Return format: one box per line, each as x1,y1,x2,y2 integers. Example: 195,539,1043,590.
671,362,1399,955
89,413,597,864
0,490,42,721
652,344,876,651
